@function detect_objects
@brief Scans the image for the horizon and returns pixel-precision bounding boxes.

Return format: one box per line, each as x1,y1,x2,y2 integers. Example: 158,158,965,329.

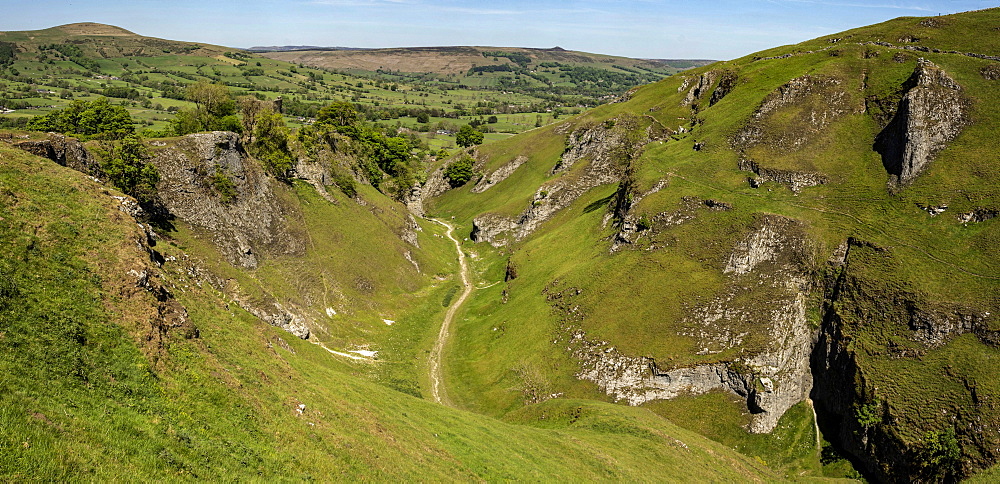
1,1,997,62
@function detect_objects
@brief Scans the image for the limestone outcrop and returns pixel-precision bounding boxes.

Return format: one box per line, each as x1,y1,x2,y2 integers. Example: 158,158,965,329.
472,119,660,247
151,131,305,269
875,59,967,184
14,132,100,176
730,75,848,191
573,215,816,433
471,155,527,193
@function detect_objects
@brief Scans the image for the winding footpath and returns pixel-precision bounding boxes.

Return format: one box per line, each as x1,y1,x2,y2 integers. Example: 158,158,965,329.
428,219,473,406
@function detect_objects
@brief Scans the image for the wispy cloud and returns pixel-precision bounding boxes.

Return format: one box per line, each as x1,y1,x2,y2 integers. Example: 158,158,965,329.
774,0,933,11
308,0,418,6
438,6,524,15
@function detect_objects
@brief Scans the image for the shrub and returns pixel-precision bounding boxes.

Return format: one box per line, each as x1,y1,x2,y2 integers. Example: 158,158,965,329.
444,155,474,188
99,134,159,204
331,172,357,198
209,170,236,204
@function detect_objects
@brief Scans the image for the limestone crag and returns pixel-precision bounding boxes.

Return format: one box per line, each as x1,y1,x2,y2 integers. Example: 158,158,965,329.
239,300,311,340
731,75,850,148
472,120,656,247
876,59,967,184
576,215,815,433
294,156,338,204
400,212,421,247
14,132,100,176
406,162,452,216
738,158,827,193
730,75,848,191
151,131,305,269
678,70,735,107
471,155,527,193
572,336,751,406
957,207,998,223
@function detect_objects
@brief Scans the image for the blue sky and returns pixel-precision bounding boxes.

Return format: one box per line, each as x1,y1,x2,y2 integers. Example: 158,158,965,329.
2,1,996,59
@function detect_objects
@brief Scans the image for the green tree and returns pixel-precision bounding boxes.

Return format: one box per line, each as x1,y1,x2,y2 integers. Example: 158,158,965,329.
27,98,135,139
99,134,159,204
186,81,235,118
317,101,360,129
250,109,293,180
171,81,239,135
456,124,484,148
444,155,474,187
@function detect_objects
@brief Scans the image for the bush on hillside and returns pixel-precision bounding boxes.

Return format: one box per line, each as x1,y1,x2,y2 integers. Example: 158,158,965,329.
98,134,159,204
27,97,135,139
444,155,474,187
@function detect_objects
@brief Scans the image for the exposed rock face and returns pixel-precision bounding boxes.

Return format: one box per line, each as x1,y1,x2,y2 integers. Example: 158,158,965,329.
730,75,847,191
239,301,310,340
573,215,815,433
709,70,738,106
472,119,658,247
400,213,421,248
13,133,99,176
406,162,452,216
876,59,967,184
294,156,339,204
738,158,827,193
107,196,198,362
151,131,305,269
680,70,717,105
957,207,998,223
734,75,849,151
471,155,527,193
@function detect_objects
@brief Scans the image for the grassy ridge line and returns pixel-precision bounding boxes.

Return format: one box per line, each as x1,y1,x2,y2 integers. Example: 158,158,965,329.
0,145,779,481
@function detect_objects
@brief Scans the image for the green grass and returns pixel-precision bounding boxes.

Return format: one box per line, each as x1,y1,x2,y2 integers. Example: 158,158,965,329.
0,144,781,481
423,8,1000,480
1,23,597,145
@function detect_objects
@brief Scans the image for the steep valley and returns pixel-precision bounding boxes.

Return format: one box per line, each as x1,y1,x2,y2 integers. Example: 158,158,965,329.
2,8,1000,483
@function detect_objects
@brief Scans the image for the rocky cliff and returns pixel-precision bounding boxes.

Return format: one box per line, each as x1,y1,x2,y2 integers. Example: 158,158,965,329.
812,239,998,481
573,215,816,433
471,117,666,246
14,133,100,177
875,59,968,185
151,131,306,269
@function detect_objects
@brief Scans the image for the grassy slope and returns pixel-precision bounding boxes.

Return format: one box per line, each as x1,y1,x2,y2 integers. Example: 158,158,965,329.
0,143,781,481
426,7,999,478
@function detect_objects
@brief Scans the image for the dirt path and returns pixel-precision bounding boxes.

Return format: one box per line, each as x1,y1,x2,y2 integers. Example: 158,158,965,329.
428,219,473,406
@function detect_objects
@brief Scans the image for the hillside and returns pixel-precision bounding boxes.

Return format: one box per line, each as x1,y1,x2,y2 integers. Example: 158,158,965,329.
0,129,781,481
0,23,608,150
2,8,1000,483
423,8,1000,482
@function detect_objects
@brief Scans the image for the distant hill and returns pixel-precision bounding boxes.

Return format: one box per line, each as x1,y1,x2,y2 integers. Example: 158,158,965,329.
260,45,713,96
261,45,713,74
0,22,232,60
247,45,370,52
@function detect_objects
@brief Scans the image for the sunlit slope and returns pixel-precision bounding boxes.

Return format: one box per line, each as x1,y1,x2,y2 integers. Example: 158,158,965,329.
0,143,786,481
427,8,999,481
